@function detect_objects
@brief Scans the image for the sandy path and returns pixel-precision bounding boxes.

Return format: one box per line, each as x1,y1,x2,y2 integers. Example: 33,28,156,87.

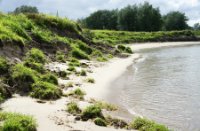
1,41,200,131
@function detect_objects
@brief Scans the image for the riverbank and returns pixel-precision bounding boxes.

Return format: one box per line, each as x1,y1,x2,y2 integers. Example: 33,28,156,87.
2,41,200,131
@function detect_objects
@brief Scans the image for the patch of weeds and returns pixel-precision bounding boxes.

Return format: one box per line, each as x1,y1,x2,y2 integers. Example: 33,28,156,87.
42,73,58,85
129,117,169,131
86,78,95,83
97,57,108,62
68,58,80,67
31,81,62,100
11,64,39,92
106,116,128,129
67,66,76,72
66,102,81,115
80,69,87,76
24,60,45,73
56,51,66,62
0,112,37,131
90,99,117,111
81,105,103,121
94,117,107,127
71,47,90,60
67,88,85,100
57,70,68,78
25,48,46,64
65,82,73,88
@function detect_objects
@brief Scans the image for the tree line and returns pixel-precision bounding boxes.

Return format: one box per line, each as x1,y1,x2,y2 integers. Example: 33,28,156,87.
79,2,190,31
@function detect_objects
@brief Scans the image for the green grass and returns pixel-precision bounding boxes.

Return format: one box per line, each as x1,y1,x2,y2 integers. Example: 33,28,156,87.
11,64,39,92
81,105,103,121
31,81,62,100
0,82,12,102
90,99,117,111
129,117,169,131
86,78,95,83
25,48,46,64
0,112,37,131
66,102,81,114
67,88,85,100
105,116,128,129
42,73,58,85
94,117,107,127
92,30,197,44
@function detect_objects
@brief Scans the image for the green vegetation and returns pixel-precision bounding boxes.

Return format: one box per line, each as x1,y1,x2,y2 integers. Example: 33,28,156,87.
31,81,62,100
65,82,74,88
66,102,81,114
94,117,107,127
0,57,9,75
81,105,103,120
13,5,39,14
56,51,66,62
129,117,169,131
0,112,37,131
68,58,80,67
67,66,76,72
86,78,95,83
0,82,11,102
42,73,58,85
25,48,46,64
80,69,87,76
106,116,128,129
11,64,38,92
67,88,85,100
117,45,133,54
80,2,188,31
90,99,117,111
92,30,197,44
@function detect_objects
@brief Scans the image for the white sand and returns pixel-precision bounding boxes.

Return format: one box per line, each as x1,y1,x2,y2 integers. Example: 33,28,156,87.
1,41,200,131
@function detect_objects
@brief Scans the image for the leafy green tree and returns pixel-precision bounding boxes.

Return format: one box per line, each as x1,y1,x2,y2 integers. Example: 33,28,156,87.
163,11,188,31
13,5,39,14
84,10,118,30
118,5,138,31
193,23,200,30
137,2,162,31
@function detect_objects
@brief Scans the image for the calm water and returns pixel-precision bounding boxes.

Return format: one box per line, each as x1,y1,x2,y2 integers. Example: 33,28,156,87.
107,45,200,131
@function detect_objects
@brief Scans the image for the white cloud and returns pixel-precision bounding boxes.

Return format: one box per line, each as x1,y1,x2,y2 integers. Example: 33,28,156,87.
0,0,199,26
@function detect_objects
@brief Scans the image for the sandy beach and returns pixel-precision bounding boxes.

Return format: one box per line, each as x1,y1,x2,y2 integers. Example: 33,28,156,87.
1,41,200,131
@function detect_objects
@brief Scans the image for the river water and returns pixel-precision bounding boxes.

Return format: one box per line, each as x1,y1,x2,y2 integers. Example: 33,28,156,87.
107,45,200,131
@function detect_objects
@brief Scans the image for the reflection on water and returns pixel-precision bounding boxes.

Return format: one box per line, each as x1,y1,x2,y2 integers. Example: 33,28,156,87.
107,45,200,131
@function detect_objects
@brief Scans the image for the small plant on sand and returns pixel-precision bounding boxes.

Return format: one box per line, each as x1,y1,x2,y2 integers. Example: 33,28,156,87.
65,82,73,88
90,99,117,111
97,56,108,62
66,102,81,115
0,112,37,131
67,88,85,100
0,82,12,102
80,69,87,76
68,58,80,67
56,51,66,62
81,105,103,121
105,116,128,129
86,78,95,83
129,117,169,131
24,60,45,73
57,70,68,78
67,66,76,72
31,81,62,100
71,48,90,60
0,57,9,75
94,117,107,127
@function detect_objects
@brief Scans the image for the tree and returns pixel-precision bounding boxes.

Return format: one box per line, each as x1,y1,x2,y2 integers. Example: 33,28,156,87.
84,10,118,30
118,5,138,31
193,23,200,30
13,5,39,14
137,2,162,31
163,11,188,31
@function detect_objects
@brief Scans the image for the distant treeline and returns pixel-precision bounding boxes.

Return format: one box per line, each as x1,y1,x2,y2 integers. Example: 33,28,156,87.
79,2,189,32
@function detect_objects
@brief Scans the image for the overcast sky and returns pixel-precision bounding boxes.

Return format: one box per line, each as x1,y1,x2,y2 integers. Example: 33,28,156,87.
0,0,200,26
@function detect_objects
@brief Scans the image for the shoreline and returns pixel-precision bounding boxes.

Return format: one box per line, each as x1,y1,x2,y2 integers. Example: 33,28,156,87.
1,41,200,131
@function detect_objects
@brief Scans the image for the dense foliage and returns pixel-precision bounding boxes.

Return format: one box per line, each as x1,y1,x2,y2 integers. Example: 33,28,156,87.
13,5,39,14
80,2,188,31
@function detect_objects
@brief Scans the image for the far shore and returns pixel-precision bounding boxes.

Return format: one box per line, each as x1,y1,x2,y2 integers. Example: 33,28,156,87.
2,41,200,131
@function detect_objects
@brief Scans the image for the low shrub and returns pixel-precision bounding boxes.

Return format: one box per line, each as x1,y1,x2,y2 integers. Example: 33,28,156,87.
57,70,67,78
117,45,126,51
129,117,169,131
42,73,58,85
125,47,133,54
0,83,12,102
65,82,73,88
11,64,38,92
56,51,66,62
68,58,80,67
68,88,85,100
81,105,103,121
0,112,37,131
90,99,117,111
80,69,87,76
117,45,133,54
31,81,62,100
106,116,128,129
86,78,95,83
97,57,108,62
67,66,76,72
94,117,107,127
0,57,9,75
66,102,81,115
